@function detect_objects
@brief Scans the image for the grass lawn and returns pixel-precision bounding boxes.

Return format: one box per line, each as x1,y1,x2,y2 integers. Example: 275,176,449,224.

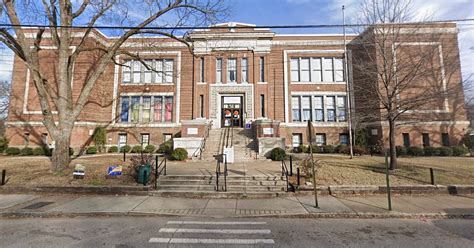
0,154,139,187
291,154,473,186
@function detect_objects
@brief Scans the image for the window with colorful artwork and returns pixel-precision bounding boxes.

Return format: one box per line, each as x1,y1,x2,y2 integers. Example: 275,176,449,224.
120,95,173,123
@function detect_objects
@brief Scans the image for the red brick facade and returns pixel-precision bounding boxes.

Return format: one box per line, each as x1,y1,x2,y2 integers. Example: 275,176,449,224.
4,22,469,151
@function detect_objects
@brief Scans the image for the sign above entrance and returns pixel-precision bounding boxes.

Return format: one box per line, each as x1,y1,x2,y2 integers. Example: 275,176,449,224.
223,96,241,104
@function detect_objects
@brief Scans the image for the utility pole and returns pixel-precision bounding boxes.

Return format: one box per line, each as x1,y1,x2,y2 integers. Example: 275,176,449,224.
342,5,354,159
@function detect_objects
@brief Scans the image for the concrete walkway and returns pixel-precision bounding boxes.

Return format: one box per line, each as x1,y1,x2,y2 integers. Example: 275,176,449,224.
1,193,473,218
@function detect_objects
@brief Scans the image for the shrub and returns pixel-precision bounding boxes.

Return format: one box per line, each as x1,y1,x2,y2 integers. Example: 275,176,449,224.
437,146,453,156
322,145,335,153
119,145,131,153
335,144,350,154
86,146,97,154
396,146,407,157
452,146,469,156
20,147,33,156
33,147,45,156
92,127,107,152
157,142,173,154
144,144,156,154
292,145,303,153
368,143,383,155
353,145,368,155
407,146,424,156
0,136,8,153
460,133,474,149
108,146,118,153
423,146,439,156
171,148,188,161
131,145,143,153
5,147,20,155
270,147,286,161
312,145,324,153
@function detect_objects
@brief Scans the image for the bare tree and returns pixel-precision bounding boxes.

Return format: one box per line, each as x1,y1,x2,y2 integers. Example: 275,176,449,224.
352,0,466,169
0,0,227,171
0,80,9,120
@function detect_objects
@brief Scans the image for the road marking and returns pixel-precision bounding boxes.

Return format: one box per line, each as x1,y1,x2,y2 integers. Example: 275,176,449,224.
149,238,275,244
159,228,271,234
167,221,267,225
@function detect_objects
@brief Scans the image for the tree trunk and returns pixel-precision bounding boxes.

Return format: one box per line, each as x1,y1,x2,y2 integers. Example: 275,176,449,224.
51,129,72,171
388,119,397,170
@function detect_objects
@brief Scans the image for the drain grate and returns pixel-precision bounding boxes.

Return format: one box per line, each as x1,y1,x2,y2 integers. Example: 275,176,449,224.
23,201,54,209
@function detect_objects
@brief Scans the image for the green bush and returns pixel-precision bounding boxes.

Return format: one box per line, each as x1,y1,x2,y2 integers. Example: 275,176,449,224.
0,136,8,153
407,146,424,156
86,146,97,154
92,127,107,152
119,145,131,153
270,147,286,161
20,147,33,156
460,133,474,149
144,144,156,154
322,145,335,153
33,147,45,156
5,147,20,155
452,145,469,156
157,142,173,154
368,143,383,155
423,147,439,156
312,145,324,153
131,145,143,153
353,145,368,155
396,146,407,157
335,144,349,154
171,148,188,161
108,146,118,153
437,146,453,156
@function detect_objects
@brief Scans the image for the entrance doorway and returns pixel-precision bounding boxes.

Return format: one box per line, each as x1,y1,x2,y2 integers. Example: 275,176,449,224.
221,96,243,128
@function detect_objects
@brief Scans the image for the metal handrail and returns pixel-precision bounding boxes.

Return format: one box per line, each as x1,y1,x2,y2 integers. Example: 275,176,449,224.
192,120,213,159
215,153,227,191
154,154,167,189
281,159,290,192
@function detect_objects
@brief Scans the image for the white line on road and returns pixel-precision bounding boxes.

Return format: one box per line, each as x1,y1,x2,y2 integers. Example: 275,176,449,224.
159,228,271,234
149,238,275,244
167,221,267,225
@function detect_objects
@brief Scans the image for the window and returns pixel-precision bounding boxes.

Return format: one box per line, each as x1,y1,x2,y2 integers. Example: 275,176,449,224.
292,96,301,122
216,58,222,83
323,58,334,82
131,96,140,123
227,58,237,83
314,96,324,122
122,61,131,83
118,134,127,148
312,58,322,82
199,57,205,82
141,133,150,147
326,96,336,122
24,133,30,146
315,133,326,146
142,96,151,123
241,58,248,83
403,133,410,147
292,133,303,148
442,133,450,147
259,57,265,82
260,94,265,118
199,95,204,118
422,133,430,147
120,97,129,122
291,58,299,82
291,58,310,82
122,59,174,84
339,134,349,145
337,96,347,122
120,95,173,123
300,58,310,82
302,96,312,122
334,58,344,82
164,133,172,142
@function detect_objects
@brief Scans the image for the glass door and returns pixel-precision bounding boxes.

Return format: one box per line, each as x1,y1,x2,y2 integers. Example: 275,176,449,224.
221,96,243,128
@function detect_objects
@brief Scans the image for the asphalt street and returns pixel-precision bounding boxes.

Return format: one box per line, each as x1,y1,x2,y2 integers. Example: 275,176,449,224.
0,217,473,247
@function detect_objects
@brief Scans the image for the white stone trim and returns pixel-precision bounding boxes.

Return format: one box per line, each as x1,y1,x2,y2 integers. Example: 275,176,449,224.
120,92,174,96
5,121,181,128
291,81,347,85
363,120,470,126
282,122,349,127
291,91,347,96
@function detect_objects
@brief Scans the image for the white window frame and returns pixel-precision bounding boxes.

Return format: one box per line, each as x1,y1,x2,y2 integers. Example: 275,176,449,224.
227,58,237,83
241,58,248,83
216,58,222,83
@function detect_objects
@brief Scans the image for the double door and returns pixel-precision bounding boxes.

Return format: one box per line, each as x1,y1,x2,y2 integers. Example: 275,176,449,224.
221,96,243,128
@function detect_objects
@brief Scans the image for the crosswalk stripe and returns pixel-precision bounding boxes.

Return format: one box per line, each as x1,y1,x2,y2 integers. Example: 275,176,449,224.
149,238,275,244
159,228,271,234
167,221,267,225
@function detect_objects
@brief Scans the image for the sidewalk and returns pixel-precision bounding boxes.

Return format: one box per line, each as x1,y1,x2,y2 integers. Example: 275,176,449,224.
1,193,473,218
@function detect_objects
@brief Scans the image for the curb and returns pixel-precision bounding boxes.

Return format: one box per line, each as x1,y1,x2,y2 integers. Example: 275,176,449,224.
0,185,150,195
1,211,473,220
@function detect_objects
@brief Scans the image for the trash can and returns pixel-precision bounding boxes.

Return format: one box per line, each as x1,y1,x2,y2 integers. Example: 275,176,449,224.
137,164,151,184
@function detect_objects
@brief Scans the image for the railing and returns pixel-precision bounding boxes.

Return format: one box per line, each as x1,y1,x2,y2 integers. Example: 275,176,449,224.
214,153,228,191
280,158,293,192
192,120,213,159
154,154,167,190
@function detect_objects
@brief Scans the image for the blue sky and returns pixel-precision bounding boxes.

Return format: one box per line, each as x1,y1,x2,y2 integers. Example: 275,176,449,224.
0,0,473,98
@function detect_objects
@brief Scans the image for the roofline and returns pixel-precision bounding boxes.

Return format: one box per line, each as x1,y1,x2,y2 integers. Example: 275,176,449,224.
274,33,359,37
